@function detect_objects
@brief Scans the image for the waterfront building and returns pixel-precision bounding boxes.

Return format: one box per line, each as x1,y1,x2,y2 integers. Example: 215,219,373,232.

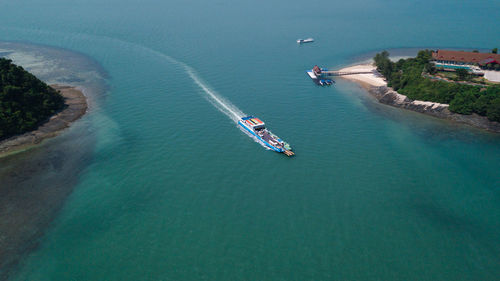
432,50,500,66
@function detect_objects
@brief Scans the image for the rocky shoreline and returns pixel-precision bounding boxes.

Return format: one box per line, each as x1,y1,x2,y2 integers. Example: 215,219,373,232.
367,86,500,133
0,84,87,157
337,63,500,133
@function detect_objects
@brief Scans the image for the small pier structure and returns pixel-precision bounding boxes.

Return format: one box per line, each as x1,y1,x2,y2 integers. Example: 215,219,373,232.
323,70,375,76
312,65,374,77
308,65,377,85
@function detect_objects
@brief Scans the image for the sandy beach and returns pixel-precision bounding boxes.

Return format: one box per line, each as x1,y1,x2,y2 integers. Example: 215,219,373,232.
0,85,87,157
337,63,387,88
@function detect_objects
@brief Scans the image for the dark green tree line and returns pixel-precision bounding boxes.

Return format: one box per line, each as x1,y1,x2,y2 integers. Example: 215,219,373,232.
0,58,65,140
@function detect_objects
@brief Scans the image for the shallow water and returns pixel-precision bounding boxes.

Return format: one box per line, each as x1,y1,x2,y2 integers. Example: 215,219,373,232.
0,0,499,280
0,42,107,279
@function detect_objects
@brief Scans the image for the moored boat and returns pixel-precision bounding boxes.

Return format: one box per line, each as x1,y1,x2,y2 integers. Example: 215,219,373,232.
319,79,334,86
238,116,294,156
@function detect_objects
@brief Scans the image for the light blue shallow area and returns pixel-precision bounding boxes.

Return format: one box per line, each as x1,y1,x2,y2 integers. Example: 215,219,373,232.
0,0,499,280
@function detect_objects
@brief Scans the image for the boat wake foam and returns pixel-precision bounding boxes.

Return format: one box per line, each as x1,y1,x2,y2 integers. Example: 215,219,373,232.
97,35,246,123
183,66,244,122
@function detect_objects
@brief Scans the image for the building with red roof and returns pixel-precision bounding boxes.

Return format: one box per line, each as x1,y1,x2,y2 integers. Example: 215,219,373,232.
432,50,500,66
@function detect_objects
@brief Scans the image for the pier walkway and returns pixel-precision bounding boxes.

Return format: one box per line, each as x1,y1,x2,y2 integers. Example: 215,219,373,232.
322,70,375,76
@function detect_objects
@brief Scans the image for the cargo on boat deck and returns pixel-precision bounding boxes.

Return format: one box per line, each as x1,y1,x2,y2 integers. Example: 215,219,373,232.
238,116,294,156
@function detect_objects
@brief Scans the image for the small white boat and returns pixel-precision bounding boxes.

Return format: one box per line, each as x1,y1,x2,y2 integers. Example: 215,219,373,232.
297,38,314,44
307,70,317,80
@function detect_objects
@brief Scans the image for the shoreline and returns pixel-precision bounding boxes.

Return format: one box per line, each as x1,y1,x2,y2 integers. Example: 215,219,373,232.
338,63,500,133
0,84,88,157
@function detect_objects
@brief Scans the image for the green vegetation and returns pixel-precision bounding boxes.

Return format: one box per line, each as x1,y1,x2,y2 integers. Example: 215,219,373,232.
373,50,500,122
485,62,500,71
0,58,65,140
492,48,498,54
455,68,470,81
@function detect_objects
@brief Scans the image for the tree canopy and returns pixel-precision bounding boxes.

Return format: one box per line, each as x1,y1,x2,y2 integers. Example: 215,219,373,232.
0,58,65,140
373,50,500,122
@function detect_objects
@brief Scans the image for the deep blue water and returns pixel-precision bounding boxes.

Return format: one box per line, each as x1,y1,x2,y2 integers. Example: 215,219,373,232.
0,0,499,280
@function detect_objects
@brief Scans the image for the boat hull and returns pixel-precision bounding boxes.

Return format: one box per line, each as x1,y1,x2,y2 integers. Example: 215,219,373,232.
238,121,284,153
297,38,314,44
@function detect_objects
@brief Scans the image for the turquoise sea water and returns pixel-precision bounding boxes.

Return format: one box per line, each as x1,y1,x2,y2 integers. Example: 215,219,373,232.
0,0,499,280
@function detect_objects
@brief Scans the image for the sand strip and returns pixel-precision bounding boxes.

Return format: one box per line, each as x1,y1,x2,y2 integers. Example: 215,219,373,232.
0,85,87,157
337,63,387,88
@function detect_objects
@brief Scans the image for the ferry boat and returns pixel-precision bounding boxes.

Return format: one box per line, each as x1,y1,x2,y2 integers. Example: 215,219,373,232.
297,38,314,44
238,116,294,156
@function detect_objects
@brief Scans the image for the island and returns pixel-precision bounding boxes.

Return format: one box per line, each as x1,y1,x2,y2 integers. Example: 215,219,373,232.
337,49,500,133
0,58,87,156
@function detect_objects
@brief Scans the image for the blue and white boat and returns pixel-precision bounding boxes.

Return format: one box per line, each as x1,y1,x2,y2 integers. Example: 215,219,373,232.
319,79,334,86
238,116,294,156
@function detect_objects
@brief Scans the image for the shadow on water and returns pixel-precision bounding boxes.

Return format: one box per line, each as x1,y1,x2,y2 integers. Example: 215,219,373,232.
410,194,500,270
0,41,107,280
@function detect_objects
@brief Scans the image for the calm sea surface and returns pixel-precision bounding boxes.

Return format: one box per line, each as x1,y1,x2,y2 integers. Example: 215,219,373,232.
0,0,499,280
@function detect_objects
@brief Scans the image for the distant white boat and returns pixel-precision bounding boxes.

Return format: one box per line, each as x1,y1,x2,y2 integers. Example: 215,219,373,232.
297,38,314,44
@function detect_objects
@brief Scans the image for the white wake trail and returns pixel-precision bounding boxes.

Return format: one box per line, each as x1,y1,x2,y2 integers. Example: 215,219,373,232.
184,66,244,121
130,45,245,122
